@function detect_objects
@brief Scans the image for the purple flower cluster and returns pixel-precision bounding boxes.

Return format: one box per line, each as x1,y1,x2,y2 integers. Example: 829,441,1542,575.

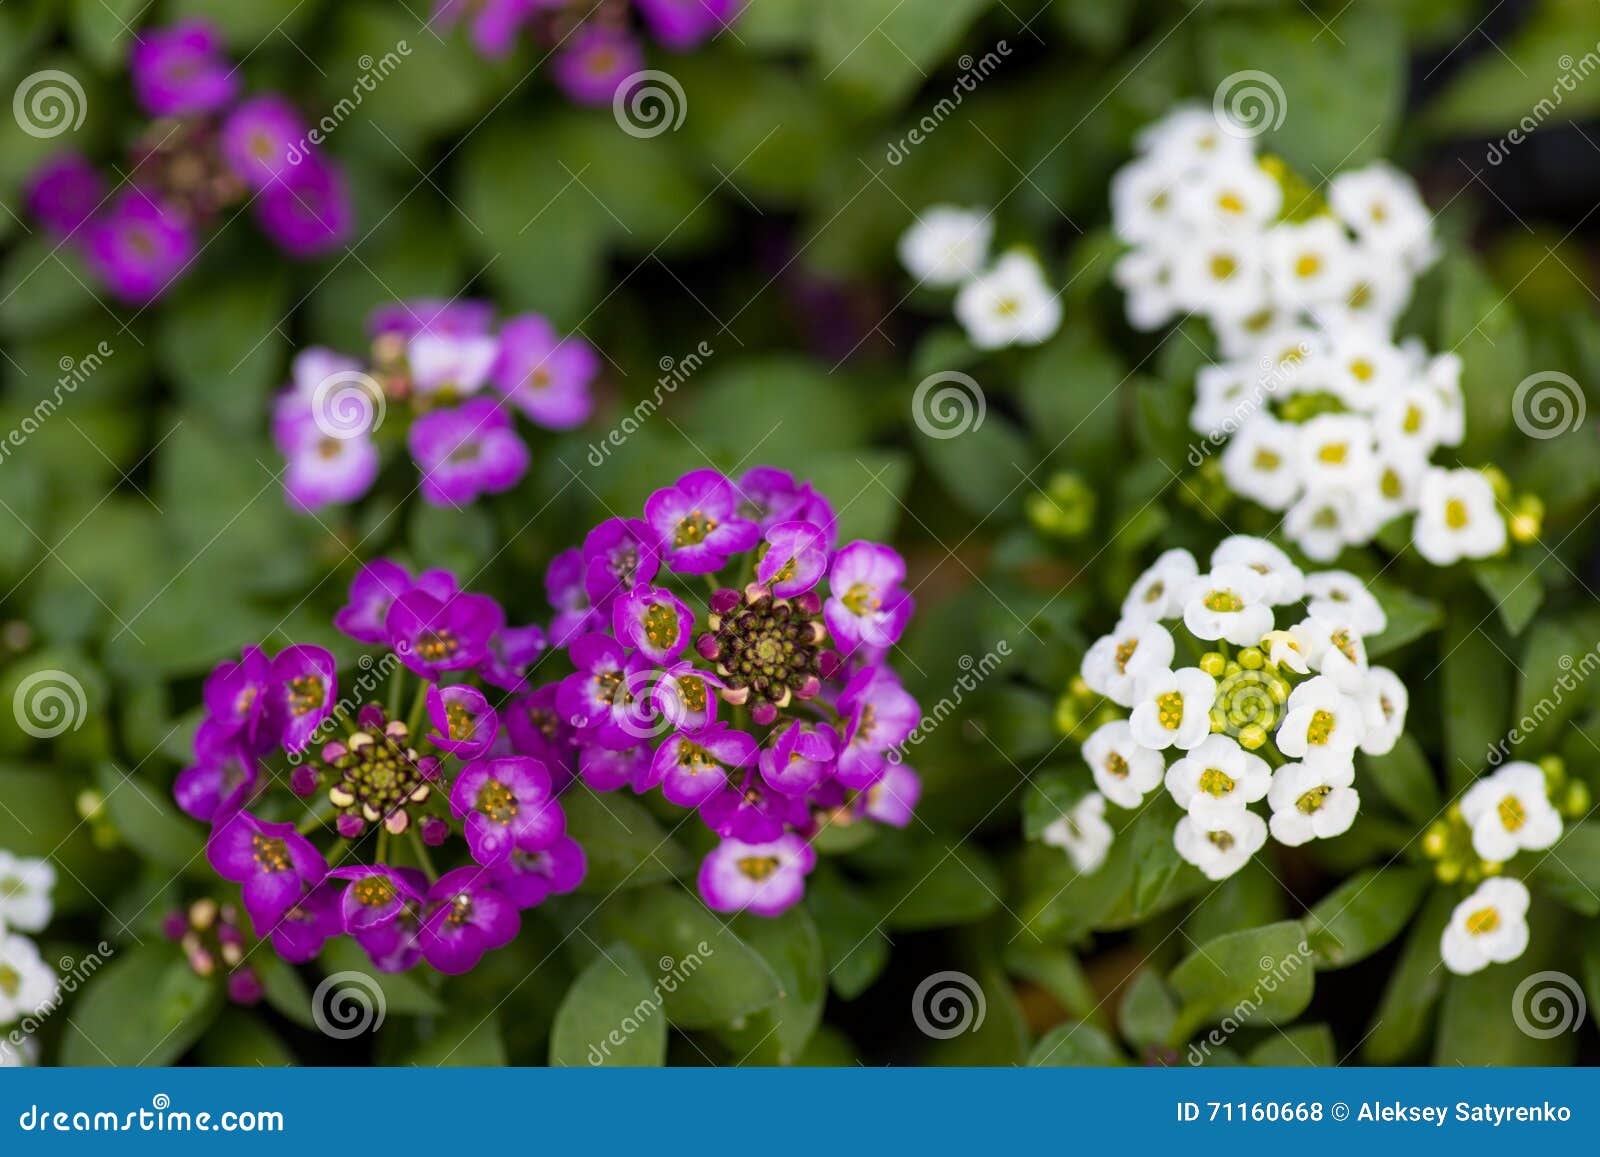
537,466,923,917
24,21,351,304
176,562,583,976
435,0,741,104
163,899,266,1006
273,298,598,511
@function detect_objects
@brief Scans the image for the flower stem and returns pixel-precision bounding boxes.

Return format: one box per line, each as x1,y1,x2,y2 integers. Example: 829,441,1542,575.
405,681,429,737
408,826,439,883
296,805,337,835
387,662,406,720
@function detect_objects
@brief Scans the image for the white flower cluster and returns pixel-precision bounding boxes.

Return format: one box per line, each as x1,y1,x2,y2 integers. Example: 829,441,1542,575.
1048,537,1406,881
897,206,1062,350
1110,105,1507,565
1438,762,1563,976
0,850,57,1067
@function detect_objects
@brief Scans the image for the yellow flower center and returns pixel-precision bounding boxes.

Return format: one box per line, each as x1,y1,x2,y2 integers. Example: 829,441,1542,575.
1156,691,1185,730
1203,589,1243,612
1444,498,1469,530
1466,906,1500,936
1294,253,1321,279
1296,785,1331,814
1103,752,1129,779
1206,830,1236,852
1498,795,1526,832
1305,709,1336,746
1253,447,1281,471
738,855,780,881
1113,638,1139,675
1316,442,1349,465
1198,768,1235,798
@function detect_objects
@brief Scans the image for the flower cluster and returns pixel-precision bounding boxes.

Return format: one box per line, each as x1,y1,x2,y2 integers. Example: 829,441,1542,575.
24,21,351,304
1423,757,1581,975
897,206,1062,350
163,898,267,1007
1108,105,1512,564
539,467,923,916
1045,537,1404,881
176,562,584,975
0,850,57,1067
436,0,741,104
273,298,597,511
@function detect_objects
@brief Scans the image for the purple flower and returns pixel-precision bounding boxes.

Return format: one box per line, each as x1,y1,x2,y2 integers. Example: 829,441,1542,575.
221,96,307,191
255,155,353,257
420,867,521,974
227,970,265,1005
263,645,337,753
553,24,644,106
546,548,595,645
756,521,830,597
578,744,650,792
174,723,259,822
698,834,815,917
82,190,195,304
612,585,693,663
635,0,742,49
407,332,499,397
356,909,424,973
386,587,504,679
758,719,839,797
202,645,273,747
449,756,564,866
328,865,427,934
334,560,415,643
738,467,838,545
25,153,104,237
647,723,757,808
644,469,760,575
273,398,381,510
701,777,807,843
505,684,575,768
860,761,921,828
426,684,500,759
207,810,328,927
582,518,661,608
129,21,238,116
434,0,534,57
556,634,656,750
654,661,720,732
481,624,547,693
491,313,596,429
836,665,919,789
492,836,586,908
369,298,495,340
270,883,342,963
824,541,915,657
407,398,531,507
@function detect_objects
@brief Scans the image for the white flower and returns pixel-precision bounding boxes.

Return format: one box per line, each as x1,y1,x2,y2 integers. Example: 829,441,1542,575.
1164,734,1271,825
1424,352,1465,446
0,931,57,1024
1374,385,1450,460
1191,362,1269,438
1276,675,1366,760
1083,720,1166,809
1175,161,1283,233
1171,234,1270,321
0,853,54,933
1110,158,1188,244
1174,809,1267,881
1180,565,1274,646
1113,245,1180,331
954,252,1062,349
1266,217,1356,307
1211,535,1305,604
1135,104,1253,168
1413,467,1507,566
1220,415,1300,512
1358,666,1408,756
1297,616,1370,693
1211,304,1289,360
1459,762,1563,863
1267,756,1359,845
1327,164,1437,273
1440,877,1530,976
1361,449,1426,532
1042,792,1114,874
1261,627,1313,674
0,1035,35,1067
1294,413,1378,494
897,206,993,287
1324,327,1410,413
1284,487,1373,563
1120,548,1198,623
1082,621,1175,708
406,332,498,396
1129,667,1217,752
1303,569,1387,635
1315,252,1414,333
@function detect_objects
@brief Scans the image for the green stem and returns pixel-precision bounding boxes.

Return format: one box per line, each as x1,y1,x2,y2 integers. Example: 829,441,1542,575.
376,829,390,866
405,681,429,737
387,662,406,720
409,826,439,883
296,804,336,834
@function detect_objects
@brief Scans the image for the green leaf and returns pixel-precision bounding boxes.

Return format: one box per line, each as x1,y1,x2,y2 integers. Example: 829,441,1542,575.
1365,580,1443,658
155,270,290,431
1512,618,1593,755
1358,732,1441,825
1018,321,1128,472
716,908,826,1065
1302,866,1431,969
401,1018,508,1067
1532,822,1600,916
93,763,205,873
1168,921,1315,1036
1119,968,1178,1052
1028,1020,1127,1066
254,954,317,1030
1434,928,1577,1065
549,942,668,1067
320,939,443,1017
918,411,1035,516
62,946,220,1066
1248,1024,1335,1067
1363,886,1453,1063
866,843,1001,931
1437,253,1529,460
195,1010,295,1066
1003,942,1100,1024
562,787,691,894
804,864,890,1001
1441,614,1511,791
815,0,993,112
1474,556,1544,636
